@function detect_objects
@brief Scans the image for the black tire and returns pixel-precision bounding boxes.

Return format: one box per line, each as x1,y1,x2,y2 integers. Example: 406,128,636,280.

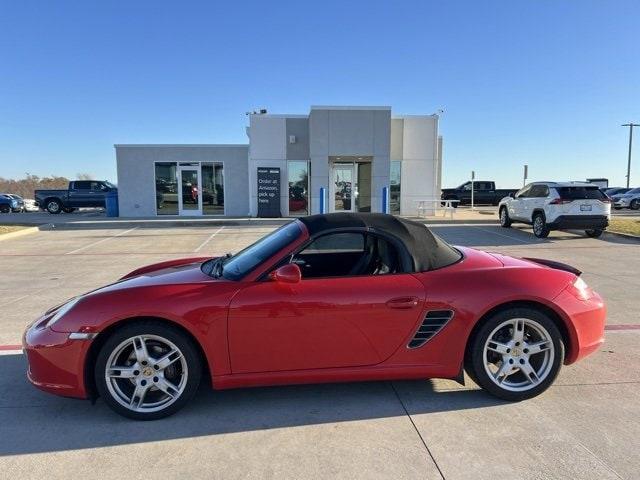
466,307,564,401
613,206,622,210
62,207,76,213
630,199,640,210
94,321,202,420
46,199,63,214
585,229,603,238
0,205,10,213
499,207,512,228
532,213,550,238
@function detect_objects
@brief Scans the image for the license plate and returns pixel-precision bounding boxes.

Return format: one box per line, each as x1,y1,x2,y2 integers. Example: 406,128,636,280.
580,204,592,211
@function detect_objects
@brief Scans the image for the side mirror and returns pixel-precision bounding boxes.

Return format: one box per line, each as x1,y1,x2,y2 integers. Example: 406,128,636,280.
270,263,301,284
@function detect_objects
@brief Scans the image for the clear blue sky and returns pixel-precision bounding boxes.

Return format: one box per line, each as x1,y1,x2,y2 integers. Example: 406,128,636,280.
1,0,638,187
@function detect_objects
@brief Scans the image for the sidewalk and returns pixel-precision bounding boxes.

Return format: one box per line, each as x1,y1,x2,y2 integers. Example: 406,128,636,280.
0,208,501,230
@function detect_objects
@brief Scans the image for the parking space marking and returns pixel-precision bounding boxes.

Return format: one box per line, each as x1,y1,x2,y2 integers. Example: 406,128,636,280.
472,226,535,244
0,294,30,309
194,226,225,253
64,227,139,255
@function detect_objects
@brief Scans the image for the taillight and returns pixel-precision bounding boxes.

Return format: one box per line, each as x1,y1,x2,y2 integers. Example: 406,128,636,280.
549,198,572,205
567,276,594,301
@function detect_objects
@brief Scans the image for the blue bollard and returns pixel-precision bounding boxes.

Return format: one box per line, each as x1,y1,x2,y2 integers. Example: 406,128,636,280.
382,186,389,214
320,187,327,214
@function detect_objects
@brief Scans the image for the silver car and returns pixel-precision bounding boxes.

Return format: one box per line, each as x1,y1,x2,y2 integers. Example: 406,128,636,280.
611,187,640,210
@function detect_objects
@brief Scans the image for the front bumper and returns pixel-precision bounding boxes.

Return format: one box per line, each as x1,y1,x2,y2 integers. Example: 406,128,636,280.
554,288,606,365
614,200,630,208
547,215,609,231
22,318,91,399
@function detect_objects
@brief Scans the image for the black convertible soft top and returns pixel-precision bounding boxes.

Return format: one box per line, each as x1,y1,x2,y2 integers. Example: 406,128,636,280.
298,213,462,272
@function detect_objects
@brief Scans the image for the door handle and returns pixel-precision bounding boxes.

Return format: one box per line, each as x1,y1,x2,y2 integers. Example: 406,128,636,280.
386,296,419,309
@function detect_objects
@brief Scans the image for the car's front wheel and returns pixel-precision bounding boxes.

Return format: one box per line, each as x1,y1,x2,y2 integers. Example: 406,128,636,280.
95,321,202,420
467,308,564,401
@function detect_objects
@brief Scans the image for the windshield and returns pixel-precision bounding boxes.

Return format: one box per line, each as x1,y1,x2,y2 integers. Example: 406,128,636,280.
627,188,640,194
214,221,303,281
104,181,117,189
556,186,606,200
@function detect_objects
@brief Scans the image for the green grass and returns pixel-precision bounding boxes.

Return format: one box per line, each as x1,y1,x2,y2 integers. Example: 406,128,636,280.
609,219,640,236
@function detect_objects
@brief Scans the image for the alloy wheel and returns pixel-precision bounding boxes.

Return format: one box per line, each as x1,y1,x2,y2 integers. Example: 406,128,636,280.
483,318,555,392
105,334,188,413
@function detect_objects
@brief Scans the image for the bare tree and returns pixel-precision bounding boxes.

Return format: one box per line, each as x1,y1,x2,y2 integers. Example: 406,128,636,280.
76,173,94,180
0,174,70,199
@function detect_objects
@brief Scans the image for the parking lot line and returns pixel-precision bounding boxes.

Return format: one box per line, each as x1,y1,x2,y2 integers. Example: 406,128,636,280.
64,227,139,255
194,226,225,253
472,226,535,244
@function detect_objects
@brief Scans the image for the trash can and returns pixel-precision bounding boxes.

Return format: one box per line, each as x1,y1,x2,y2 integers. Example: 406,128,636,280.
105,191,119,217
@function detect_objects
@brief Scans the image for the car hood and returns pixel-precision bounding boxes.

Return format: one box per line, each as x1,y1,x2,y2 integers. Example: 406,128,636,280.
91,258,219,295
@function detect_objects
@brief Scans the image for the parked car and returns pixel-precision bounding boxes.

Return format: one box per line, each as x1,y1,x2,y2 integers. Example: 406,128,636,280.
610,187,640,210
0,195,18,213
22,198,40,212
34,180,117,214
0,194,24,212
441,181,518,206
23,213,605,420
499,182,611,238
604,187,631,197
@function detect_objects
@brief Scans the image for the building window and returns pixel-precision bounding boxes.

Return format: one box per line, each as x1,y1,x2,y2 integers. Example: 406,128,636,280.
390,161,401,215
202,163,224,215
288,161,309,216
155,162,178,215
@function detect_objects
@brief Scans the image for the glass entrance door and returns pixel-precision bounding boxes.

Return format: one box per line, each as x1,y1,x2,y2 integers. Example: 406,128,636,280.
332,164,354,212
178,166,202,215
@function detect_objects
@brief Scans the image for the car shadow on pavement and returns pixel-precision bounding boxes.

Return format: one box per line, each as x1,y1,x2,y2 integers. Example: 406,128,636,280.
0,353,506,456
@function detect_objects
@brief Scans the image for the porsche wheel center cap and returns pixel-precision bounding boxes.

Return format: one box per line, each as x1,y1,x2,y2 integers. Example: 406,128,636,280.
511,346,522,357
142,366,154,377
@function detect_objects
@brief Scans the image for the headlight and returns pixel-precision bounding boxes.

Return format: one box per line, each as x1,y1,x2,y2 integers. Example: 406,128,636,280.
45,297,82,327
11,200,17,207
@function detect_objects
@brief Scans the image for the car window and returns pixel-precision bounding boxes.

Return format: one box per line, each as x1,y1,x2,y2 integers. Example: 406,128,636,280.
293,233,401,278
557,187,607,200
627,188,640,194
90,181,108,191
75,181,91,190
529,185,549,198
303,232,364,253
516,185,532,198
220,221,302,280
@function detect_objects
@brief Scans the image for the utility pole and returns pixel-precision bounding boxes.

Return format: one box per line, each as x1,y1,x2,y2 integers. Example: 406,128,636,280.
523,164,528,187
622,123,639,188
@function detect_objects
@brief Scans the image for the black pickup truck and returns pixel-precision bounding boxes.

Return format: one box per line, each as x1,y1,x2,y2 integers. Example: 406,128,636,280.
35,180,117,214
441,181,518,206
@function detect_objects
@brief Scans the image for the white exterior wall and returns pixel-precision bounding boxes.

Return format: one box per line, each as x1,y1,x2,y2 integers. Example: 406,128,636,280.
392,115,441,216
248,116,289,217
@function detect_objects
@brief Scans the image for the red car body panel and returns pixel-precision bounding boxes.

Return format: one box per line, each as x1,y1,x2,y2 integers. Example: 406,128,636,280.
23,225,606,400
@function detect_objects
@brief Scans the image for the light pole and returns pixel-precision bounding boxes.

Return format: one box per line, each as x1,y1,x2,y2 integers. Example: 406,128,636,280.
622,123,639,188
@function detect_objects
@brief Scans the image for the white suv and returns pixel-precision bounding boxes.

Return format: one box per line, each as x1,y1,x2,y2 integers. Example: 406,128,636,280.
498,182,611,238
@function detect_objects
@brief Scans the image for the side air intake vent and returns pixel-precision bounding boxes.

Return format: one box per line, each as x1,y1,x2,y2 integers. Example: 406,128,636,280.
407,310,454,349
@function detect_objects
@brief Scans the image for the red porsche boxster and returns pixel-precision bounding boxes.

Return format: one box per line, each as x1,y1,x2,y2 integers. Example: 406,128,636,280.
23,213,605,420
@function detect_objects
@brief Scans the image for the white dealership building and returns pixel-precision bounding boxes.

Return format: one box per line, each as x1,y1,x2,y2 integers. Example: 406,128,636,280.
115,106,443,217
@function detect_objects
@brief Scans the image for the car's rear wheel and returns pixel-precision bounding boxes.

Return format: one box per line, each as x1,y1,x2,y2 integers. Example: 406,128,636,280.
467,308,564,401
499,207,512,228
532,213,550,238
630,199,640,210
95,321,202,420
46,199,62,214
585,229,604,238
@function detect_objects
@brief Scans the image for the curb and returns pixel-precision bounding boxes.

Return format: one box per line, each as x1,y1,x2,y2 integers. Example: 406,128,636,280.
605,230,640,241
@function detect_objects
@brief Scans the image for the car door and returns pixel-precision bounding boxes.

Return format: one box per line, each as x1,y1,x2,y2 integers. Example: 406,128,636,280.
69,181,91,207
227,232,427,374
527,184,549,218
88,181,109,207
508,185,531,220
